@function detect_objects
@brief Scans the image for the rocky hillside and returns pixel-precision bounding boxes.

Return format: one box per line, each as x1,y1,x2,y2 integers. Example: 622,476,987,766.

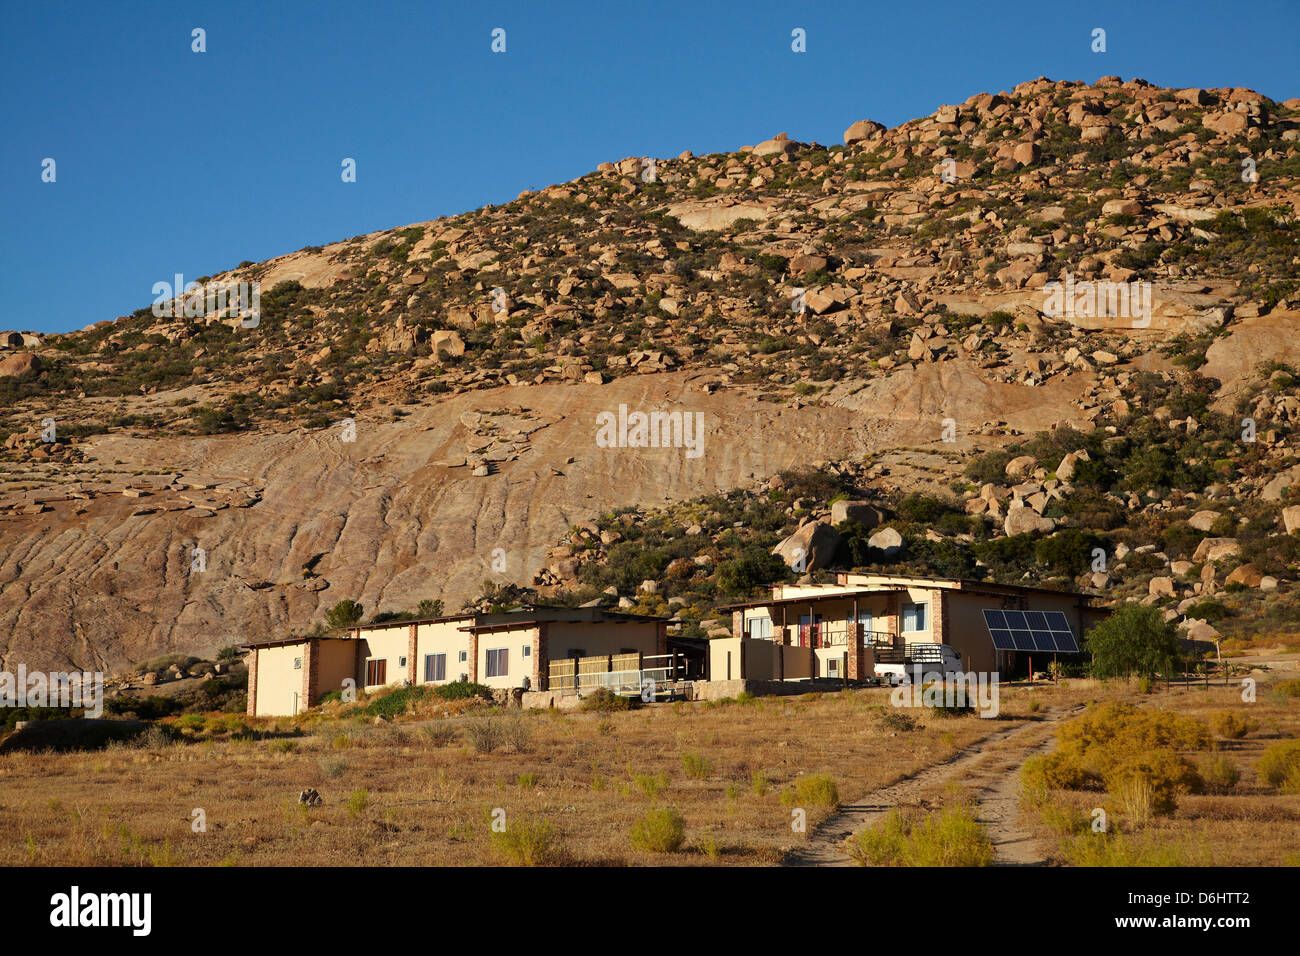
2,75,1298,671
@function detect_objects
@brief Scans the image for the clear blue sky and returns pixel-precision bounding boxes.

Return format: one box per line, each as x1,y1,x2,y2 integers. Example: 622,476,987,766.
2,0,1296,334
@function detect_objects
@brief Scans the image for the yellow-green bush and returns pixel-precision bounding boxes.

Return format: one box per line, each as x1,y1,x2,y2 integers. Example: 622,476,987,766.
1199,752,1240,793
630,808,685,853
490,817,561,866
1273,679,1300,699
1256,740,1300,793
850,806,993,867
1020,702,1209,820
1059,832,1208,866
1210,710,1258,740
779,773,839,809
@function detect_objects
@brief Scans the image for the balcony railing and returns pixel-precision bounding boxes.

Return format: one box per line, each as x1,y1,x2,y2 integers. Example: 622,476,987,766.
794,623,899,649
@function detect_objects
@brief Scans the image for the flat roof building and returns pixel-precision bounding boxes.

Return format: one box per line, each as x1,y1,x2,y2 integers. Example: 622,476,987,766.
242,605,669,716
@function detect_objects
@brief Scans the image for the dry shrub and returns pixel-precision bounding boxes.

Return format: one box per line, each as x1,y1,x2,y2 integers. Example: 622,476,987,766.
464,711,531,754
1199,752,1241,794
490,816,561,866
850,805,993,867
1059,831,1208,866
630,808,685,853
1024,702,1208,818
780,773,839,809
1273,680,1300,699
1256,740,1300,792
680,751,714,779
421,722,458,747
580,688,631,713
1210,711,1258,740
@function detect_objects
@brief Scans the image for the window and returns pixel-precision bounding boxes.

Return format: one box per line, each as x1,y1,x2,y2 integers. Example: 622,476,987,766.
902,602,928,632
424,653,446,683
365,659,387,686
398,656,407,668
293,657,302,670
747,616,772,640
458,650,468,662
522,645,531,658
827,658,840,676
485,648,508,678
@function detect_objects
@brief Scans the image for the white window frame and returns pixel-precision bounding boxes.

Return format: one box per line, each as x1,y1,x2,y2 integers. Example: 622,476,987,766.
902,602,928,633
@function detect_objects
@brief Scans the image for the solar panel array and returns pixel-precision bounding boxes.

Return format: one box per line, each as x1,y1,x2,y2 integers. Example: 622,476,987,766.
981,609,1081,654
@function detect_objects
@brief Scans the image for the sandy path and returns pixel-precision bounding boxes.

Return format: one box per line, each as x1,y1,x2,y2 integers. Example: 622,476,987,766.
784,705,1080,867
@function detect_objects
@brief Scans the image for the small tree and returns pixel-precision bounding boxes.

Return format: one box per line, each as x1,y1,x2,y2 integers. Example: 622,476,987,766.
416,598,444,619
1085,603,1183,679
325,599,364,629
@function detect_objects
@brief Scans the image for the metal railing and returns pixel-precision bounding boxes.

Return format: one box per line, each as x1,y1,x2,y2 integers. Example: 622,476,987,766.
548,654,685,697
796,624,898,649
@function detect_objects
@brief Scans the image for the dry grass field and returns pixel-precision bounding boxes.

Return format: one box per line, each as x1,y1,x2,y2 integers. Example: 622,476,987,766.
1016,671,1300,867
0,684,1065,867
1,673,1296,867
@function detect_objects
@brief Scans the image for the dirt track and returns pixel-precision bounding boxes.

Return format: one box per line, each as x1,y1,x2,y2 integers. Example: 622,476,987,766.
784,705,1081,867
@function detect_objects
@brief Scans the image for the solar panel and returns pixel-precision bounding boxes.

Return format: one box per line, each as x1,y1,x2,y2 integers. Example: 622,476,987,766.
1044,612,1070,631
1051,629,1081,653
981,608,1082,654
989,629,1017,650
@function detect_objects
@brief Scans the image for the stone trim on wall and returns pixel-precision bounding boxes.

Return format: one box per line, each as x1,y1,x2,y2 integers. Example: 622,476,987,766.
533,623,549,691
246,648,259,716
408,624,418,684
302,638,318,712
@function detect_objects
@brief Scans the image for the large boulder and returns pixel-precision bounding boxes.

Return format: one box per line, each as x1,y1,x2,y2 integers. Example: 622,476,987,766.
666,200,772,232
1149,576,1176,598
0,352,40,378
432,330,466,359
1282,505,1300,535
843,119,885,145
1005,455,1037,479
772,521,841,571
1263,465,1300,501
1004,504,1055,536
830,499,887,528
752,133,797,158
1056,450,1090,481
1188,510,1222,532
1184,620,1221,643
1225,563,1264,588
867,526,905,558
1193,537,1241,564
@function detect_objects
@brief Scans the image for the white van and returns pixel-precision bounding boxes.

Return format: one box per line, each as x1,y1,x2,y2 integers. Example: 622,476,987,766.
875,643,964,686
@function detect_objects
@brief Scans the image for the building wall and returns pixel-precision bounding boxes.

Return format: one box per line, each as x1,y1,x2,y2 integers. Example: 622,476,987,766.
945,589,1093,675
546,621,660,660
316,640,356,703
354,626,412,691
709,637,743,681
814,647,849,679
476,626,541,689
414,620,474,684
252,644,308,716
709,637,820,682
